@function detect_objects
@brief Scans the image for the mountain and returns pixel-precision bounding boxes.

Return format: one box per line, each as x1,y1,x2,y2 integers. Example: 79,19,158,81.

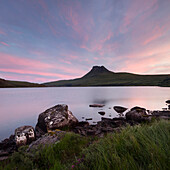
0,78,44,88
43,66,170,87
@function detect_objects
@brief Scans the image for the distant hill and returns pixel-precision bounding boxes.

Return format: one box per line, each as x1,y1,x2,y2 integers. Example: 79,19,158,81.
43,66,170,87
0,78,44,88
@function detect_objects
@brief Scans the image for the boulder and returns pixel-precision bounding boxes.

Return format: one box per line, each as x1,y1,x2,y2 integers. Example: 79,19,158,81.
98,111,105,115
89,104,105,107
0,135,16,160
165,100,170,104
15,126,35,147
126,107,148,122
35,104,78,137
113,106,128,113
130,106,146,112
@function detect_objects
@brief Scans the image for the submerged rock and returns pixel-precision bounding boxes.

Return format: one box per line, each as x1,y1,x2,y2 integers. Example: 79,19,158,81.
113,106,128,113
15,126,35,147
35,104,78,138
89,104,105,107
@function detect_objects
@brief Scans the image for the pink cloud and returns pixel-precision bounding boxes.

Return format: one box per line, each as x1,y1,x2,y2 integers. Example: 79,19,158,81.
118,43,170,74
0,52,87,81
0,68,73,79
0,41,9,46
120,0,157,33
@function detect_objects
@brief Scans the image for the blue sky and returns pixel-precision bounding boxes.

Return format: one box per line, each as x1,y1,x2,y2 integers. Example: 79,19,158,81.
0,0,170,82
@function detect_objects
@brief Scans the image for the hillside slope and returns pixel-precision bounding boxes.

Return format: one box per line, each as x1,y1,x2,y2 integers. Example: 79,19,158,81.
0,78,44,88
43,66,170,87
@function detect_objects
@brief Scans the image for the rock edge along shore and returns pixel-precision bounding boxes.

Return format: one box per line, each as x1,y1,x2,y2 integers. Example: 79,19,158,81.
0,103,170,161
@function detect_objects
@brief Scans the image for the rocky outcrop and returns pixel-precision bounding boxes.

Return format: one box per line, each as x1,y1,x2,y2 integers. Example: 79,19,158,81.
113,106,128,113
126,106,149,122
73,117,128,137
15,126,35,147
0,135,16,161
27,130,65,152
35,104,78,138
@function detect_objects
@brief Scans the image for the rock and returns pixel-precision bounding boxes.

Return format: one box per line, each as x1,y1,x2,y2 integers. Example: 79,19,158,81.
0,135,16,161
76,121,89,128
27,130,65,152
152,111,170,117
126,107,148,122
85,118,93,121
89,104,105,107
35,104,78,138
98,111,105,115
130,106,146,112
113,106,128,113
165,100,170,104
15,126,35,147
87,130,95,135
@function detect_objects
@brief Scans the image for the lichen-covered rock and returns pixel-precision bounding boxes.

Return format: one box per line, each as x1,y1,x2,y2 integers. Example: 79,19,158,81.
15,126,35,147
35,104,78,137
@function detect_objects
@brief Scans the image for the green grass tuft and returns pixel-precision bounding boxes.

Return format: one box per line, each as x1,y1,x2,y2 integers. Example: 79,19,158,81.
0,120,169,170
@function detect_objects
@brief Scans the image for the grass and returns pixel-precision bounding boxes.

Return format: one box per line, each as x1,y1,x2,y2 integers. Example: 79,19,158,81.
0,120,169,170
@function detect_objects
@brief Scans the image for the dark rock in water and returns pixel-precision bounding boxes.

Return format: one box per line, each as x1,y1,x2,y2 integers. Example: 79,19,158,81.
89,104,105,107
126,107,149,122
165,100,170,104
98,111,105,115
113,106,128,113
86,118,93,121
0,135,16,161
15,126,35,147
130,106,146,112
35,104,78,138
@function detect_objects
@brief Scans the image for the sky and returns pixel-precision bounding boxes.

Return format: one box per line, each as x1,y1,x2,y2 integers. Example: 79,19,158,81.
0,0,170,83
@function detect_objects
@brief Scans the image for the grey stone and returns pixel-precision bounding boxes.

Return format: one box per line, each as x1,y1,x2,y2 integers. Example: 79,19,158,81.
15,126,35,147
35,104,78,137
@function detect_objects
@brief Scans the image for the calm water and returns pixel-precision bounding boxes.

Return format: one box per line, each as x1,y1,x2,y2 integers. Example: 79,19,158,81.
0,87,169,140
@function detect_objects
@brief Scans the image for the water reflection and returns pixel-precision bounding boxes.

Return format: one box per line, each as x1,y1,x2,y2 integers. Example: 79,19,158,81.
0,87,169,140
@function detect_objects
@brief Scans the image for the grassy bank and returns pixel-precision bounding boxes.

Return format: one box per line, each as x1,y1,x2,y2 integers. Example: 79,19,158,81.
1,120,169,170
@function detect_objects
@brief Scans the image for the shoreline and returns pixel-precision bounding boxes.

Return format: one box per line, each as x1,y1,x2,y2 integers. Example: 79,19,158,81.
0,102,170,161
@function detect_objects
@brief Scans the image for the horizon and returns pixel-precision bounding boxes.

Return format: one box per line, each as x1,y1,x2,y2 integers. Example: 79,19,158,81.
0,0,170,83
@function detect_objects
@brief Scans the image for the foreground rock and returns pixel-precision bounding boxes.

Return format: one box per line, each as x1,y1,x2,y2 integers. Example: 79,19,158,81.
113,106,128,113
27,130,65,152
126,106,150,122
15,126,35,147
0,135,16,161
73,117,128,137
35,104,78,138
